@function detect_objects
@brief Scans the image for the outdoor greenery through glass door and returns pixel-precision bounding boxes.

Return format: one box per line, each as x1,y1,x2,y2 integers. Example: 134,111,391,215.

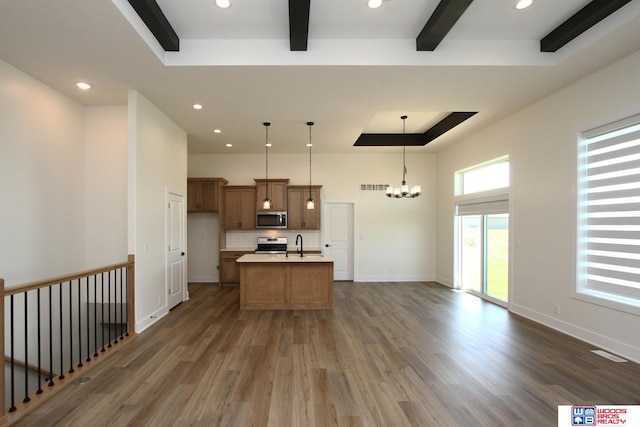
460,214,509,302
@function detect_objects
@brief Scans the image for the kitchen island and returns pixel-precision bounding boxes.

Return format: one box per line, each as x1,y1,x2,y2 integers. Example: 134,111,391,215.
237,253,334,310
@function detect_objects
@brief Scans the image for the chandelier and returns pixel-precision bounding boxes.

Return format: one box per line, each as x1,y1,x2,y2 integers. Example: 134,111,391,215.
386,115,421,198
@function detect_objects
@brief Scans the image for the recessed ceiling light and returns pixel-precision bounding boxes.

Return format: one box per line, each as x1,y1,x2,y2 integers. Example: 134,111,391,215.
193,104,203,110
215,0,231,8
213,129,222,134
225,143,233,147
76,81,91,90
515,0,533,10
306,143,313,147
266,143,272,147
367,0,382,9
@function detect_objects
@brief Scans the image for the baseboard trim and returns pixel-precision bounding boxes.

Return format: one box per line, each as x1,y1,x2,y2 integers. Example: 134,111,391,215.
135,306,169,334
510,303,640,364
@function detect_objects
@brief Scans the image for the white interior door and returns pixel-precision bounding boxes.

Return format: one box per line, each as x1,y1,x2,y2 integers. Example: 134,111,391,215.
167,191,186,309
323,203,354,281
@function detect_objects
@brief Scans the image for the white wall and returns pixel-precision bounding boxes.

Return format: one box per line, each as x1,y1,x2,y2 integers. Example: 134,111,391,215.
128,91,187,331
0,59,86,284
84,106,128,268
435,49,640,362
189,152,437,282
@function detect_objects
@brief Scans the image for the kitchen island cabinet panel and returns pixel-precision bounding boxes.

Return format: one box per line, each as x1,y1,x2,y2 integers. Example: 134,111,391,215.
242,264,286,305
238,254,334,310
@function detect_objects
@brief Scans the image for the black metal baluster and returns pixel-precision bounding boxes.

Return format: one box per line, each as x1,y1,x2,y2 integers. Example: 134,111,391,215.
94,274,98,358
120,267,125,340
108,270,112,348
114,268,119,345
68,280,74,374
86,276,91,363
37,288,43,394
9,295,17,412
58,283,65,380
125,266,130,337
78,278,83,368
23,292,31,403
101,272,106,353
48,286,55,387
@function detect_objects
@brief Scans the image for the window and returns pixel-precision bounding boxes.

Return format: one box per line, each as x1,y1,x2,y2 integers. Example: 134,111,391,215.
455,157,510,305
577,114,640,314
458,157,509,195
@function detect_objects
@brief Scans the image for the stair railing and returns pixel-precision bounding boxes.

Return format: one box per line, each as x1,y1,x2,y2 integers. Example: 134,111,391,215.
1,254,135,417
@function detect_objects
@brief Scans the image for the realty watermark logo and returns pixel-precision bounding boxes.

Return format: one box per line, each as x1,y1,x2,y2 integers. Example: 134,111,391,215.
571,406,596,426
559,405,637,426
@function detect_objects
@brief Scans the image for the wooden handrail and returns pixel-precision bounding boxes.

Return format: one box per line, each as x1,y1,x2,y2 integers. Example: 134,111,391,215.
3,259,135,297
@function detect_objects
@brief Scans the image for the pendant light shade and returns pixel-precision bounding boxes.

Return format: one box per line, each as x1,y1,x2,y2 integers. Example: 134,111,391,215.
386,115,421,199
306,121,315,210
263,122,272,210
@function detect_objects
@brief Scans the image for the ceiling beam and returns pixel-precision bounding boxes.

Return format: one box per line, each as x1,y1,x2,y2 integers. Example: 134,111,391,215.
423,111,477,144
353,134,426,147
289,0,311,51
128,0,179,51
416,0,473,51
540,0,631,52
353,112,478,147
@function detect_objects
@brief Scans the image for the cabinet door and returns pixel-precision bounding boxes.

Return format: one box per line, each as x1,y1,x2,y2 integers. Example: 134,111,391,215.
220,252,243,284
200,180,219,212
256,180,288,211
187,181,200,212
287,188,305,229
287,187,320,230
224,187,256,229
238,188,256,229
301,188,320,229
224,188,241,229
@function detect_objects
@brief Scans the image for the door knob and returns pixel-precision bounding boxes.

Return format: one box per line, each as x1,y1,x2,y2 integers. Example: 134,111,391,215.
181,252,185,256
325,244,331,247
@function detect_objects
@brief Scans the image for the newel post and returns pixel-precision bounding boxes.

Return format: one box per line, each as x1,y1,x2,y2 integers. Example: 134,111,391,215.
1,278,5,416
127,255,135,335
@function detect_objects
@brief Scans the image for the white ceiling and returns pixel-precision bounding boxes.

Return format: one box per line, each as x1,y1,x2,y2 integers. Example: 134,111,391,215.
1,0,640,154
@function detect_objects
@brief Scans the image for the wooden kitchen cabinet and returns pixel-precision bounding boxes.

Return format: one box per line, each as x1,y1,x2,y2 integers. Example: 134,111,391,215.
219,251,252,285
287,185,322,230
224,186,256,229
187,178,227,212
254,179,289,211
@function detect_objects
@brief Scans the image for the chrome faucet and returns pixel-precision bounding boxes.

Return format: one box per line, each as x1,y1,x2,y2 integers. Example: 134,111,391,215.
296,234,304,257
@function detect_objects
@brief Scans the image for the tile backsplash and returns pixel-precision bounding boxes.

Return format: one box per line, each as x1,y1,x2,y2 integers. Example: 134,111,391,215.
226,230,321,250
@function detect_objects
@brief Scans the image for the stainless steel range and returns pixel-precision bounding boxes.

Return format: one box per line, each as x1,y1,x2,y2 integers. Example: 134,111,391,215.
255,237,288,254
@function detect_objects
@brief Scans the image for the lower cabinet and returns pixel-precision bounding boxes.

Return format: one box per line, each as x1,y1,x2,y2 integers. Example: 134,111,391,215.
219,251,252,285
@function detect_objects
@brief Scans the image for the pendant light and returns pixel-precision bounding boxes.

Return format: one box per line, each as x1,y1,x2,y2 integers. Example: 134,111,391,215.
262,122,272,209
306,122,315,210
386,115,421,198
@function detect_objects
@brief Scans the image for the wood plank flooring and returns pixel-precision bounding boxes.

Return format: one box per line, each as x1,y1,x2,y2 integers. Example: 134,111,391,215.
7,282,640,426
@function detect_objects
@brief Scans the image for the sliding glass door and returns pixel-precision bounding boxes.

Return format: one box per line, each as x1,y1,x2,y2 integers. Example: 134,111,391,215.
458,213,509,303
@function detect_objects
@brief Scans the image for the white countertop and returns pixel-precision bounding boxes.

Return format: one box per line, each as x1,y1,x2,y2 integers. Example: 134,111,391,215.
237,254,335,263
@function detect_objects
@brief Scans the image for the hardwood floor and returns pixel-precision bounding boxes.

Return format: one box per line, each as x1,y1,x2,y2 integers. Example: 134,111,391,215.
7,282,640,426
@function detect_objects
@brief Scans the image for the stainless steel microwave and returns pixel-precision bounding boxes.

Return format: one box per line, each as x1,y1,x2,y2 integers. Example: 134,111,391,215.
256,211,287,229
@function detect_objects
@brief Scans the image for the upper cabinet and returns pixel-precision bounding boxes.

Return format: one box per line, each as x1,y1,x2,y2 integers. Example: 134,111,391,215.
187,178,227,213
254,179,289,212
224,186,256,230
287,185,322,230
